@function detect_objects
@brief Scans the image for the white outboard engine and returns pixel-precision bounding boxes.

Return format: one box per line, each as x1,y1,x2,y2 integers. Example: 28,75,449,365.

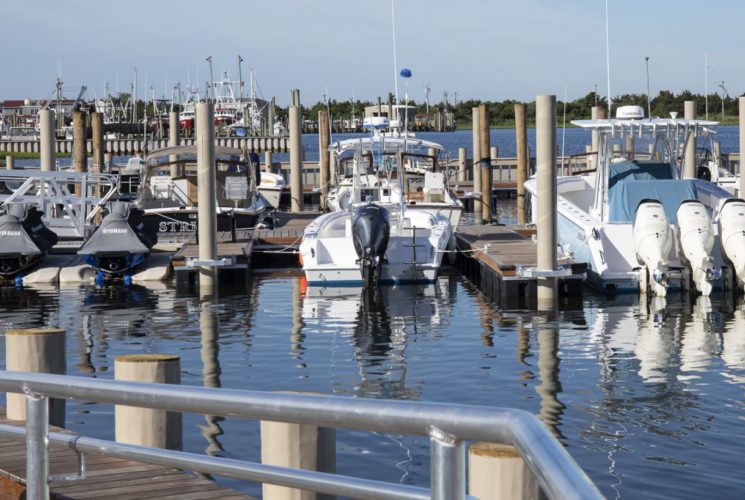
676,200,716,296
633,199,672,296
719,198,745,290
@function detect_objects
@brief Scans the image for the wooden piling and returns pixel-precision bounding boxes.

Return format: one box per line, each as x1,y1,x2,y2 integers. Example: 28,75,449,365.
515,103,528,224
458,147,467,182
197,102,218,289
290,106,304,213
39,109,56,172
91,112,104,175
261,397,336,500
5,328,66,426
472,106,482,211
114,354,182,450
169,111,180,177
4,155,12,170
536,95,558,309
479,104,492,220
684,100,696,179
104,152,113,173
291,89,301,108
264,151,274,173
468,443,541,500
72,110,87,174
318,109,330,211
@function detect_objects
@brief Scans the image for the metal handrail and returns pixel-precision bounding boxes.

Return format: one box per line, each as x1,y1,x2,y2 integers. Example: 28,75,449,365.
0,371,602,500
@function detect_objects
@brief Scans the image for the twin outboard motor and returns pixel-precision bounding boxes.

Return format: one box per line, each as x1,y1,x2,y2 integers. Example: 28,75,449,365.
676,200,717,296
719,198,745,290
0,203,58,278
78,201,157,276
352,203,390,287
633,199,672,296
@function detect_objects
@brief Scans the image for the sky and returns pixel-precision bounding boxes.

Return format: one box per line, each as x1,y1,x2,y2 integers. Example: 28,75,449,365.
3,0,744,106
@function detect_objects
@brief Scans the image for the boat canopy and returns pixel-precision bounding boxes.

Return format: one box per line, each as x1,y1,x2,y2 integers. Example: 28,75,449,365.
145,145,244,165
330,136,443,157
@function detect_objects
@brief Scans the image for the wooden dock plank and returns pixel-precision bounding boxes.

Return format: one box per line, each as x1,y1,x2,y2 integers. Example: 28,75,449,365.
0,410,250,499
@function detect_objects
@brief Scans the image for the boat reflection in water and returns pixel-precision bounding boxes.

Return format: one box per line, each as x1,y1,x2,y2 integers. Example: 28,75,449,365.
301,276,456,400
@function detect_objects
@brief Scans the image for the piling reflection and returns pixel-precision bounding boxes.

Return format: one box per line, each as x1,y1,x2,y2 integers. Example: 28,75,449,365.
533,313,565,438
198,290,225,457
721,301,745,383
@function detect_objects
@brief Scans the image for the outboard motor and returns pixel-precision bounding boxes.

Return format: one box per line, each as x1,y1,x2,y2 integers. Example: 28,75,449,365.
78,201,158,276
676,200,717,296
633,199,672,297
0,203,58,278
352,204,390,287
718,198,745,290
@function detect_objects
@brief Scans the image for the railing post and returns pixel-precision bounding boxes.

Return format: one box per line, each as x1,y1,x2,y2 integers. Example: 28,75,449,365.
429,427,465,500
26,393,49,500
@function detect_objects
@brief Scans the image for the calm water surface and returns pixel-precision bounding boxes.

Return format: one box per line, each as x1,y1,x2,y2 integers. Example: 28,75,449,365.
1,275,745,498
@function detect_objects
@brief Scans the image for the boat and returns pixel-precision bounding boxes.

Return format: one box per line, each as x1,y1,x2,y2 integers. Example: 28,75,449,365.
258,171,284,209
300,132,452,287
77,201,158,279
524,105,741,296
326,120,462,228
134,145,266,244
0,203,58,281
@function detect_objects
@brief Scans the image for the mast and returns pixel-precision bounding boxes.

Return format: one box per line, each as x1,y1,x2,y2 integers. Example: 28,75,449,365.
237,55,244,101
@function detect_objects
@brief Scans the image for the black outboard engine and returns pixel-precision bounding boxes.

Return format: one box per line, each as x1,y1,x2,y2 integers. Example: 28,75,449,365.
352,204,390,287
78,201,158,277
0,203,58,278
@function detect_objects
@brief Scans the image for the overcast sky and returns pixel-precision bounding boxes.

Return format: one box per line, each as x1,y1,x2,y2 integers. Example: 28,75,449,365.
3,0,743,105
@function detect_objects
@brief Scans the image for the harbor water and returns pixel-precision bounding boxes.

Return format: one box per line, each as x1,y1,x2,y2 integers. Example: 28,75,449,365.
2,270,745,498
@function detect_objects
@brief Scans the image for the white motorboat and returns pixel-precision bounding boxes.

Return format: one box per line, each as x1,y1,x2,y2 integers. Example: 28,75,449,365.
525,105,738,295
300,134,452,287
326,123,463,228
258,171,285,209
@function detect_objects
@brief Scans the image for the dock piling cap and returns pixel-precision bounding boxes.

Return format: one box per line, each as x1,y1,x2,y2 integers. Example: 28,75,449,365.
5,328,65,336
115,354,180,363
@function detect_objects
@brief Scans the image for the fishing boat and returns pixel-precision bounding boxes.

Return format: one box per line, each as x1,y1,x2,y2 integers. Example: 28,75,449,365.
326,121,462,228
258,171,284,209
134,145,265,243
524,105,745,296
0,203,58,280
300,130,452,287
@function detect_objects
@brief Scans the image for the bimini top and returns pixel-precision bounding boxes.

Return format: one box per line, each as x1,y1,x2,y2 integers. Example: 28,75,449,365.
571,118,719,130
145,145,245,165
330,136,443,156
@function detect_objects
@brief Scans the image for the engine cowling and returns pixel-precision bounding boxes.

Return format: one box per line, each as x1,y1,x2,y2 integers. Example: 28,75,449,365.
719,198,745,290
633,199,672,296
676,200,716,296
352,204,390,286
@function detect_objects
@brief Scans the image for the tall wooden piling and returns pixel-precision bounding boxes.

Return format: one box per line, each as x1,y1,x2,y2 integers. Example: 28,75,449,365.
479,104,492,221
261,400,336,500
104,152,113,173
289,105,303,213
318,109,330,211
458,147,467,182
268,97,276,136
5,328,66,427
590,106,600,172
91,112,104,175
72,110,87,174
291,89,301,108
169,111,180,177
39,109,56,172
515,103,528,225
536,95,558,309
114,354,182,450
4,155,12,170
264,151,274,173
684,100,696,179
740,97,745,196
197,102,218,289
468,442,541,500
472,106,482,211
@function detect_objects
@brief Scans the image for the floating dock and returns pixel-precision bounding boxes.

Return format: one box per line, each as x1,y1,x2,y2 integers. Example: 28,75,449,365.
455,224,586,309
0,408,248,499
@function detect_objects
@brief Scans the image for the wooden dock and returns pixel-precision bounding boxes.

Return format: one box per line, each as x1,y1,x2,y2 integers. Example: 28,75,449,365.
455,224,586,309
0,409,249,500
250,212,317,269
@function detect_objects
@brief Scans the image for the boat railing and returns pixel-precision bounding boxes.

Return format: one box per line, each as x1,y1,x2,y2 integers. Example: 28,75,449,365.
567,151,598,176
0,371,601,500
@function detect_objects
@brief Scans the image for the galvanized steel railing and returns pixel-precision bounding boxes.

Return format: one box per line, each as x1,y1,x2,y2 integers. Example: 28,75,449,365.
0,371,601,500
